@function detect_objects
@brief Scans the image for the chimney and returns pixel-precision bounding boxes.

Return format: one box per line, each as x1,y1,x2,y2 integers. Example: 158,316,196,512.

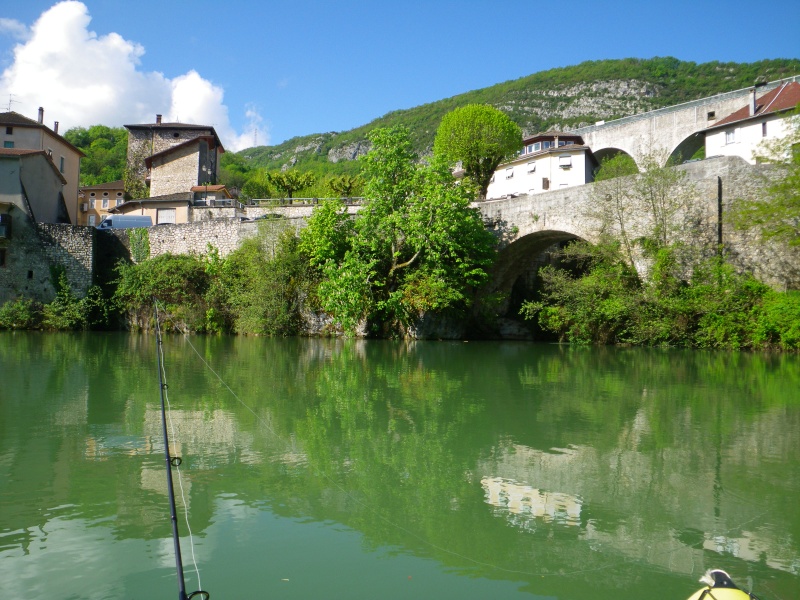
38,107,44,124
156,114,162,125
54,121,59,134
750,88,757,116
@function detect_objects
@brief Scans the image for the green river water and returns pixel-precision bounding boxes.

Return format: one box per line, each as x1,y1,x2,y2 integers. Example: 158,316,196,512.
1,332,799,599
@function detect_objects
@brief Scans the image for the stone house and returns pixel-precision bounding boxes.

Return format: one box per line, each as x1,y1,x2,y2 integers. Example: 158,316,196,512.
0,108,85,225
486,132,597,199
0,148,92,303
704,81,800,164
124,115,224,196
78,179,125,226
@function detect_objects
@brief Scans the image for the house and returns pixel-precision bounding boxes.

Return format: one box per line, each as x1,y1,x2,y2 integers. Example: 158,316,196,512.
704,81,800,164
124,115,224,197
486,132,596,199
78,180,125,226
0,108,85,224
110,186,237,225
0,148,78,304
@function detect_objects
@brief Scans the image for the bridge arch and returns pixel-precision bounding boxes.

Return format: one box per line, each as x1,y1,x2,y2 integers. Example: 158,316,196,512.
591,147,639,177
490,229,584,298
668,132,705,165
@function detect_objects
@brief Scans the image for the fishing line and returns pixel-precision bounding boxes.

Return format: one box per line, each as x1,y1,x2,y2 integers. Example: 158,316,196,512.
152,304,780,585
154,302,207,599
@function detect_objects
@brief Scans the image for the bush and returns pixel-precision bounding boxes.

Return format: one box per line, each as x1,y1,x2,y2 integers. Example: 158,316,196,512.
0,297,43,329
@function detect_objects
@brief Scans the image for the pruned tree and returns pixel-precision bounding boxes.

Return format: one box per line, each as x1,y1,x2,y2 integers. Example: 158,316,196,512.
433,104,521,200
266,169,316,199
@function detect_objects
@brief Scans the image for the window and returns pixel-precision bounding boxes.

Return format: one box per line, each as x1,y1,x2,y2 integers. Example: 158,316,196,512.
3,141,13,148
527,144,534,154
707,111,716,120
505,167,514,179
527,162,536,173
558,140,566,147
88,215,96,226
59,157,65,173
102,198,109,209
543,141,553,150
725,130,736,144
4,126,12,135
90,198,96,209
116,198,124,207
157,208,176,224
542,177,550,190
559,155,572,168
762,122,767,138
533,142,541,152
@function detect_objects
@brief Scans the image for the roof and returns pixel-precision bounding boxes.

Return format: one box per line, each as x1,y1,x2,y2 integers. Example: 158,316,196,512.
523,131,585,145
125,121,223,147
706,82,800,131
79,179,125,191
144,135,224,168
111,192,193,212
0,111,86,157
0,148,68,184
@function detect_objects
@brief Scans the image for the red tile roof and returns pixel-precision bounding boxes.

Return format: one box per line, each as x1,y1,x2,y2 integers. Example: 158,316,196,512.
79,179,125,191
711,82,800,129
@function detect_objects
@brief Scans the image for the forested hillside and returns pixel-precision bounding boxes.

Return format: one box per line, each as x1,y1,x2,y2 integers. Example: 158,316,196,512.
67,57,800,195
237,57,800,178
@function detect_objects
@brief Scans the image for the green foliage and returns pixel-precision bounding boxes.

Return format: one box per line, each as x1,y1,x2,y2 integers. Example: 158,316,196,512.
128,228,150,263
305,126,496,335
0,297,43,329
266,169,317,199
433,104,521,199
521,241,800,350
327,174,363,197
731,108,800,247
593,153,639,182
114,253,212,331
64,125,128,186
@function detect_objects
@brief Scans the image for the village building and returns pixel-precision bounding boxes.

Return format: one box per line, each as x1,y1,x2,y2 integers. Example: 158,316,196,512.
486,132,597,199
78,180,125,226
0,108,84,224
704,81,800,164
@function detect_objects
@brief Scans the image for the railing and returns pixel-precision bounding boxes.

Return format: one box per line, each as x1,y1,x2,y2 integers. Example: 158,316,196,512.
246,197,364,207
192,198,245,210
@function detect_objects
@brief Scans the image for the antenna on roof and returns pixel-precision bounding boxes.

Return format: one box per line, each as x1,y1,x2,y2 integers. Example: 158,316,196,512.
6,94,19,112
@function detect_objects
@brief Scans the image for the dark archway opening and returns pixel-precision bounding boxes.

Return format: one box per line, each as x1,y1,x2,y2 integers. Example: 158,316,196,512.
669,132,705,164
477,231,588,340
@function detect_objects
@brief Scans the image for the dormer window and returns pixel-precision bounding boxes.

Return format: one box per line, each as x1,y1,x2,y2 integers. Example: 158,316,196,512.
533,142,541,151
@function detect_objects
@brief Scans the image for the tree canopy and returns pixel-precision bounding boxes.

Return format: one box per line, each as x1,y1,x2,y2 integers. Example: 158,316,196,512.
63,125,127,186
301,126,496,335
433,104,521,199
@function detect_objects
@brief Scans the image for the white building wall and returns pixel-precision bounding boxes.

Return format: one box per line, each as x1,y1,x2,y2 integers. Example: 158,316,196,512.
706,114,791,164
486,150,591,199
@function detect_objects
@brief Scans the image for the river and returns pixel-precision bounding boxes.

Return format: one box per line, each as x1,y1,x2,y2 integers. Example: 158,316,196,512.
1,332,798,599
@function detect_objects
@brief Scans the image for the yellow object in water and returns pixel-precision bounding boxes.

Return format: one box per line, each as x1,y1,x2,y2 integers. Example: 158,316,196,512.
686,570,760,600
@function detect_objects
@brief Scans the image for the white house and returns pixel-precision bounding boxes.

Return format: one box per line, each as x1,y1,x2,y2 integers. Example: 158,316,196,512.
704,81,800,164
486,132,596,200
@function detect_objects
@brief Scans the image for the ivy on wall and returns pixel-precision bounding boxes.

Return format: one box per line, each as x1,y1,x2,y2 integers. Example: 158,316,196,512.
128,228,150,263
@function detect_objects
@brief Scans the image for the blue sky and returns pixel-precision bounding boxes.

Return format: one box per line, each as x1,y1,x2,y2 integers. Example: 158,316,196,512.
1,1,799,150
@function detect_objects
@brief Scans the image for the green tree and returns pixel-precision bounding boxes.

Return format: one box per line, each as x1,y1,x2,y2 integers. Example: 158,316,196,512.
64,125,128,186
306,126,496,335
732,108,800,247
266,169,317,199
327,174,363,198
433,104,521,200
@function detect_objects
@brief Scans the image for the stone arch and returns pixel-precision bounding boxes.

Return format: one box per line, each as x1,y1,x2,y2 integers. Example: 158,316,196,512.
591,147,638,177
489,229,584,298
668,132,705,165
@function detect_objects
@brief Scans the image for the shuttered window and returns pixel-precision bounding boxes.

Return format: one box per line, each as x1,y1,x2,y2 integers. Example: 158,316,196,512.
157,208,176,224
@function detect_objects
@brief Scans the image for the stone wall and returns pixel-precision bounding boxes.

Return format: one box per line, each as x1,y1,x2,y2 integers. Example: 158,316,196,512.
0,212,94,304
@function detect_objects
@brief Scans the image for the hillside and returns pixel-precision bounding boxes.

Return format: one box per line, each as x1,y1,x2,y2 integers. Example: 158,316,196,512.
236,57,800,178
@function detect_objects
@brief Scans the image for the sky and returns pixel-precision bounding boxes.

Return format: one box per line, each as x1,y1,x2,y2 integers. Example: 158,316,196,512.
1,1,799,151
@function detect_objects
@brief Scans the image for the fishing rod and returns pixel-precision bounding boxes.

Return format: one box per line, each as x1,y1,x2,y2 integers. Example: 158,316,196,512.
154,304,209,600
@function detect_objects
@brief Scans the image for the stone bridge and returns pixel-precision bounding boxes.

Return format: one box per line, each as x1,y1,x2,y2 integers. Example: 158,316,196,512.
573,75,799,167
476,156,799,299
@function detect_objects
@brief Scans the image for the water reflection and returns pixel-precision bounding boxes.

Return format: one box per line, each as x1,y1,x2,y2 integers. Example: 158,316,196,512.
1,333,799,599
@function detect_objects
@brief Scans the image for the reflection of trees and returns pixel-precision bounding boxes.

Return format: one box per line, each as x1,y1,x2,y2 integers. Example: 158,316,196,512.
2,334,799,598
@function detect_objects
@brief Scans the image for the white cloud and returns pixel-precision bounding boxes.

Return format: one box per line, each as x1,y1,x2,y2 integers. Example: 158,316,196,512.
0,1,266,150
0,18,29,41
